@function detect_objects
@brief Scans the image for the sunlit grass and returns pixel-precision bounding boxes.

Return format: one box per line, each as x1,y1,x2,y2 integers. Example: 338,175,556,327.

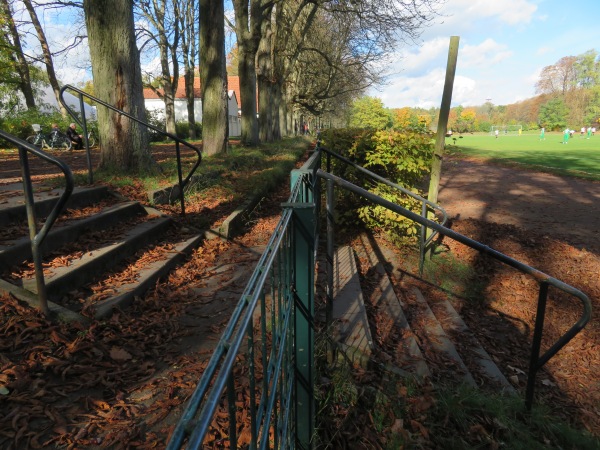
446,132,600,181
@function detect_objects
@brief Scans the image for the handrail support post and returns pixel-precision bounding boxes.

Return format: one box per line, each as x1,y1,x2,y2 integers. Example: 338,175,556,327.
78,93,93,184
326,178,335,360
526,282,549,410
19,147,49,315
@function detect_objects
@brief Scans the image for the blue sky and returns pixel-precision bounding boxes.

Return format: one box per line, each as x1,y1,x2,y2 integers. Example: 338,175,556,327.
373,0,600,109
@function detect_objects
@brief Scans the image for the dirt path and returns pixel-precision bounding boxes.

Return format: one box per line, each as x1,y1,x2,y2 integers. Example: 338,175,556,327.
438,156,600,255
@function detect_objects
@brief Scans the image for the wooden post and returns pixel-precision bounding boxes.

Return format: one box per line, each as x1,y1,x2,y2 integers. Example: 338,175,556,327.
426,36,459,256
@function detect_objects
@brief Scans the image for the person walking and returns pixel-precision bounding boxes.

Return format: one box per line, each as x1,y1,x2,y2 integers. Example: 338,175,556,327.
539,127,545,140
563,127,570,144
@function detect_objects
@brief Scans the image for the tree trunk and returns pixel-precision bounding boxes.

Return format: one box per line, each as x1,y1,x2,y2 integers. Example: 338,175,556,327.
84,0,154,173
237,42,259,145
199,0,228,156
257,10,274,142
22,0,66,116
160,39,178,136
184,67,197,139
0,0,35,108
233,0,261,146
178,0,197,140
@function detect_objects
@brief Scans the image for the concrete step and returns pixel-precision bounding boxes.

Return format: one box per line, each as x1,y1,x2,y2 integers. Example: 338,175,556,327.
331,245,373,365
0,185,110,227
408,286,477,387
362,232,514,393
0,201,147,270
353,233,430,379
92,232,205,319
427,296,516,394
22,216,173,297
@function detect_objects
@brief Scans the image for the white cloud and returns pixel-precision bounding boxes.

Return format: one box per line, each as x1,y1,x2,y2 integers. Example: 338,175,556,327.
536,46,553,56
461,39,512,68
391,37,449,73
440,0,538,27
376,68,480,109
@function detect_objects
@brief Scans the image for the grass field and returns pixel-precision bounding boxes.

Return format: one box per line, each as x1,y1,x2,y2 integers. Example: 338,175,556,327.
447,131,600,181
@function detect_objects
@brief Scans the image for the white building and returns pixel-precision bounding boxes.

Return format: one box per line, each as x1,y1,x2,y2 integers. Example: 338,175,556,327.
1,84,97,119
143,76,241,137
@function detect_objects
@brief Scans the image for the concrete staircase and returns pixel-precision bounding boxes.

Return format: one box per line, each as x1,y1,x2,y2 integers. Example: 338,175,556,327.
330,231,515,395
0,183,203,320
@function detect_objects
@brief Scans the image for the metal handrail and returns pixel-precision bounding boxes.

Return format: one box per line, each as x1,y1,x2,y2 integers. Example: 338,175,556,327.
0,130,74,315
315,143,448,273
317,168,592,410
167,178,305,449
59,84,202,215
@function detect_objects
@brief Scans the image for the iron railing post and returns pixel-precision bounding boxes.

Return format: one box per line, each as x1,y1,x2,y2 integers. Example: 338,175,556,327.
326,178,335,345
419,200,427,275
291,202,316,450
77,92,93,184
526,282,549,410
19,147,49,315
175,141,185,216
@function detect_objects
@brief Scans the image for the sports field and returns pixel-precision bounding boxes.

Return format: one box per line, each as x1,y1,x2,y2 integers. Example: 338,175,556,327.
447,131,600,181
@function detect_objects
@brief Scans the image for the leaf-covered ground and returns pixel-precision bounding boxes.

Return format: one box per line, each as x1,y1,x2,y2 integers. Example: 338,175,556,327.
1,148,598,448
0,185,288,449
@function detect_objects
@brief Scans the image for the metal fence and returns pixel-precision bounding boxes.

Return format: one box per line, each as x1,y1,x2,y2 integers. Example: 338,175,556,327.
167,150,322,449
167,144,591,448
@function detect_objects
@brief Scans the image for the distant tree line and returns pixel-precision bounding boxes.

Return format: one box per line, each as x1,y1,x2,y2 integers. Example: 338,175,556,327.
349,49,600,134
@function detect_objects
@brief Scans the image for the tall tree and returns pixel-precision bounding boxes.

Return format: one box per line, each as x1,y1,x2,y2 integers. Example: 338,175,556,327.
0,0,35,108
21,0,66,116
138,0,180,136
256,3,275,142
177,0,198,139
84,0,153,172
538,97,568,130
232,0,262,145
535,56,578,96
349,96,391,130
199,0,228,155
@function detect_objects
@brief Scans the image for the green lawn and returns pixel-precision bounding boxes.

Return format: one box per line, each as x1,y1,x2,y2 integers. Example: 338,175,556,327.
446,131,600,181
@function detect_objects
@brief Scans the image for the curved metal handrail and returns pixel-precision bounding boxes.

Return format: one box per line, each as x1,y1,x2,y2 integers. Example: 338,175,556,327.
317,168,591,410
0,130,74,314
59,84,202,215
316,143,448,273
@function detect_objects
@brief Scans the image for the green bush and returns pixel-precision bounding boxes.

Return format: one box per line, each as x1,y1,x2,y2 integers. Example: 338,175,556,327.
145,109,167,142
319,127,434,243
175,121,202,140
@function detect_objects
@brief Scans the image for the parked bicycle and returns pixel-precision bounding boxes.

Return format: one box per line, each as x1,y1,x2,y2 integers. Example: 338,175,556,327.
86,129,98,148
26,124,72,151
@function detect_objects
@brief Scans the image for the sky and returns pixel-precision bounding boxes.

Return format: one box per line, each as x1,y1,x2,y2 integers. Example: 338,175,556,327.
372,0,600,109
12,0,600,111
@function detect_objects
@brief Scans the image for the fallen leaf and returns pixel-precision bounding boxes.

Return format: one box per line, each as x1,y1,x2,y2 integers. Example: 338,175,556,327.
110,347,133,361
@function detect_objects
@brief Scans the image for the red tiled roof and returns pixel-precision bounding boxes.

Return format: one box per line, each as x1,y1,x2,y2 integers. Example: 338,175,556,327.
143,76,243,107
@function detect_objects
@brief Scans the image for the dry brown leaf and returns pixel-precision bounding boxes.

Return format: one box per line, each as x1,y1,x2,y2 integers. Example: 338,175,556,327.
109,347,133,361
